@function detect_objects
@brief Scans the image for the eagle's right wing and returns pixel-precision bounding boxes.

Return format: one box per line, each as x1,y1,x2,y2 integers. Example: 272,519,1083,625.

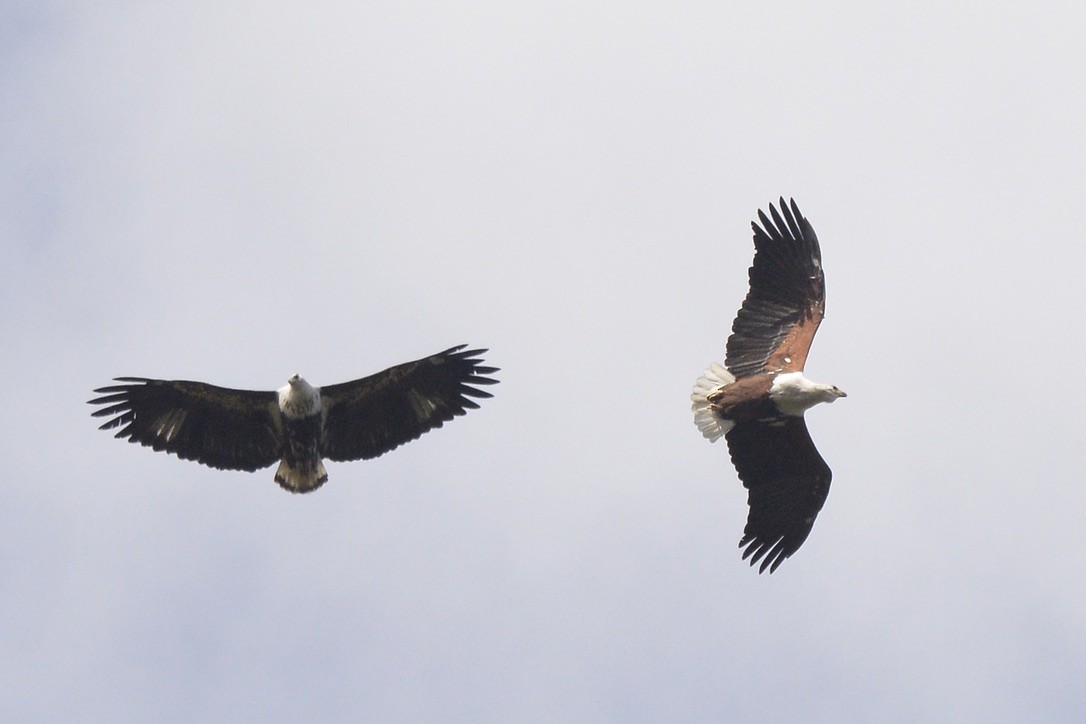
725,417,832,573
89,378,282,471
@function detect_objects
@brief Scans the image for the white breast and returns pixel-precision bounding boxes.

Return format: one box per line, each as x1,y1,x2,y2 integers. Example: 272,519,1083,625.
768,372,826,417
277,377,322,419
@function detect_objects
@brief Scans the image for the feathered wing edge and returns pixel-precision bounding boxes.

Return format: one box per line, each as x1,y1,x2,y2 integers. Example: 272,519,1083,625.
725,197,825,379
319,344,499,462
725,417,832,573
88,378,283,472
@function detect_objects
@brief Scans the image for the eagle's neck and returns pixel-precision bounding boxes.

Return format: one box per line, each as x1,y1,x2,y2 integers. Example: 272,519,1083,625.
769,372,843,417
278,376,322,419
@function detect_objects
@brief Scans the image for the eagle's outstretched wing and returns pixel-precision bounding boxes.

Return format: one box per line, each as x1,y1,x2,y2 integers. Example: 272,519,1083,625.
89,379,282,471
726,198,825,379
725,417,832,573
319,345,499,462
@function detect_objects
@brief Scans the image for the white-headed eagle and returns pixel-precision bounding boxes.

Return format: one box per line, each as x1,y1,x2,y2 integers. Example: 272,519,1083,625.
90,345,498,493
691,199,845,573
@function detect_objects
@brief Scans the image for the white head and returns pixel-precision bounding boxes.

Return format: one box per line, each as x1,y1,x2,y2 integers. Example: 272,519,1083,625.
769,372,846,417
278,374,321,418
819,383,847,403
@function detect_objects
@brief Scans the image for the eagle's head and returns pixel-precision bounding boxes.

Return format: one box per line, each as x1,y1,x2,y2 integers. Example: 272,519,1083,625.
278,374,320,418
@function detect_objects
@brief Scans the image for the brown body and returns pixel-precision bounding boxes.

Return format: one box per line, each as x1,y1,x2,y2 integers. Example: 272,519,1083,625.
705,375,779,424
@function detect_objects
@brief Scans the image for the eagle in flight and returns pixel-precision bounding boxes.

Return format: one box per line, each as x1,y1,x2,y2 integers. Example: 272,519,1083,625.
691,199,845,573
90,345,498,493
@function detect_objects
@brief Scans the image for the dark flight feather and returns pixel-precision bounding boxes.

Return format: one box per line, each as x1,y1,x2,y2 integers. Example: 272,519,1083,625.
726,418,832,573
726,197,824,379
89,379,281,471
320,345,499,461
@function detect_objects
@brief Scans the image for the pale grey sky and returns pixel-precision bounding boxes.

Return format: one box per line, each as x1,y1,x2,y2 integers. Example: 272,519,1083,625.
3,3,1085,722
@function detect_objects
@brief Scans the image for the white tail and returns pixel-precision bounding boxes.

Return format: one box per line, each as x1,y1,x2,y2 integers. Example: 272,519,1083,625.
274,459,329,494
690,362,735,442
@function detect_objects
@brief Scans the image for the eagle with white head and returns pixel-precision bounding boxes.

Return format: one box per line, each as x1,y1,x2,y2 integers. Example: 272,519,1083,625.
90,345,498,493
692,199,845,573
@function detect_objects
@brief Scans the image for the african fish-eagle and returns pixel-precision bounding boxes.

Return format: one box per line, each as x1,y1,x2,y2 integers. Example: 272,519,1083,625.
90,345,498,493
691,199,845,573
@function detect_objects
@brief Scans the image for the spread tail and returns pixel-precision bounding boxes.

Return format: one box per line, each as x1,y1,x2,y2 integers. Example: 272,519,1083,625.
691,362,736,442
274,458,328,494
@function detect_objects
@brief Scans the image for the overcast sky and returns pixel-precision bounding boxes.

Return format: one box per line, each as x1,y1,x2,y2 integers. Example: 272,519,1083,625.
3,3,1085,722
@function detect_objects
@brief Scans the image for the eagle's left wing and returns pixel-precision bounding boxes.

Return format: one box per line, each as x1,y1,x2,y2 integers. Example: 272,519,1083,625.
89,379,282,471
319,345,498,462
726,198,825,379
725,417,832,573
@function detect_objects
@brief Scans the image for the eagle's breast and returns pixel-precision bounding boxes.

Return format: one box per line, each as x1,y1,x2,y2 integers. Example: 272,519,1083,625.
277,376,322,419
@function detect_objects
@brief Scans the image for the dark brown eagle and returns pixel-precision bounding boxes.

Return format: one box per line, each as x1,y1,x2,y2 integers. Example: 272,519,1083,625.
691,199,845,573
90,345,498,493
